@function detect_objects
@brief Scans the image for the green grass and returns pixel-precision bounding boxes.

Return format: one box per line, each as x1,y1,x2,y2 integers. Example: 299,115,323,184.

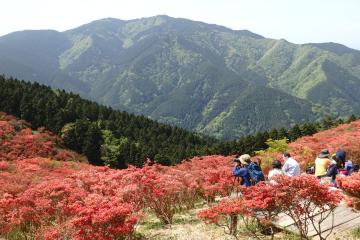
281,232,304,240
352,226,360,239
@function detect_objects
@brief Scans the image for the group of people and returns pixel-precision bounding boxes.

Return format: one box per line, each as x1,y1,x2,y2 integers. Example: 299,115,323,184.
233,149,359,187
312,149,358,185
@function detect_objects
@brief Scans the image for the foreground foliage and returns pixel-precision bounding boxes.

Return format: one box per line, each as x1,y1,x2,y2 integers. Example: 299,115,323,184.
198,175,342,240
1,113,360,239
337,172,360,210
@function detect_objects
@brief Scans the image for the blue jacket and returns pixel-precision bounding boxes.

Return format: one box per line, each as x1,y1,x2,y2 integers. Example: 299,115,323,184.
232,167,251,187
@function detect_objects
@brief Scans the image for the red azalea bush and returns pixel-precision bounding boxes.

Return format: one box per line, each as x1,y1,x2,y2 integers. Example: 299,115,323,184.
289,121,360,169
68,194,139,240
199,175,342,240
337,172,360,210
0,128,56,161
0,114,83,162
271,175,342,239
0,121,14,140
0,161,9,171
0,167,140,239
2,112,359,239
198,197,249,236
256,120,360,171
135,165,185,224
175,156,236,203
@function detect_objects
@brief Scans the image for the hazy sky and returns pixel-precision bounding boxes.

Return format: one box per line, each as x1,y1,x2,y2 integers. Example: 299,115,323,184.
1,0,360,49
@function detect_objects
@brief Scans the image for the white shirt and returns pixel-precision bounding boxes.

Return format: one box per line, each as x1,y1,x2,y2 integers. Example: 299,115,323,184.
282,157,301,176
268,168,286,180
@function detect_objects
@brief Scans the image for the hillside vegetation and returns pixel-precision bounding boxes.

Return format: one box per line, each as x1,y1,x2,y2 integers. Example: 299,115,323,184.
0,76,219,167
1,112,360,239
1,76,353,168
2,16,360,138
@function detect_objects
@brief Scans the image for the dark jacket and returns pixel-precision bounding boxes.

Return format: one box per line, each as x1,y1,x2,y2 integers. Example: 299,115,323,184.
233,167,251,187
326,163,338,181
336,150,346,168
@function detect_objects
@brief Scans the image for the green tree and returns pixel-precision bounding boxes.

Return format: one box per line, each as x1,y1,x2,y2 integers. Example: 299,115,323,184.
321,115,335,130
346,114,357,123
83,123,103,166
288,124,302,141
269,128,279,140
155,153,172,166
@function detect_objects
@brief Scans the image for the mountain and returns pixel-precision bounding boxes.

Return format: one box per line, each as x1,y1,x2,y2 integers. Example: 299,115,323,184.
1,15,360,139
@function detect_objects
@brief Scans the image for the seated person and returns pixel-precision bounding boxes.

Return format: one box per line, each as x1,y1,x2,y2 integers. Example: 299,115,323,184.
315,149,332,179
352,164,359,173
268,159,286,183
326,156,338,186
345,160,353,175
282,152,301,177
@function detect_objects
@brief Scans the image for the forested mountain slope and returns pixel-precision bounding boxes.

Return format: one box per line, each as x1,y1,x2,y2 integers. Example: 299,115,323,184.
1,16,360,138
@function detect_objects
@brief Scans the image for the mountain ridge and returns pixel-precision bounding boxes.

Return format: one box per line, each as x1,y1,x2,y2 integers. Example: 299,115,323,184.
1,15,360,139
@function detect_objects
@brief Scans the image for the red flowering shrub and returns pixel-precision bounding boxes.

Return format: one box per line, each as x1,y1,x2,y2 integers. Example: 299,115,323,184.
199,175,342,240
0,161,9,171
0,128,57,161
289,121,360,168
68,194,139,240
0,168,140,239
199,182,283,238
198,198,250,236
175,156,235,203
54,149,87,162
0,114,83,162
1,112,355,239
272,175,342,239
0,121,14,140
116,164,186,224
337,172,360,210
255,120,360,171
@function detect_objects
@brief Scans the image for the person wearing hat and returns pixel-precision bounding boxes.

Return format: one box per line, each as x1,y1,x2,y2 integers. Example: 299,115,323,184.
232,156,251,187
268,159,286,182
240,154,265,185
315,149,332,178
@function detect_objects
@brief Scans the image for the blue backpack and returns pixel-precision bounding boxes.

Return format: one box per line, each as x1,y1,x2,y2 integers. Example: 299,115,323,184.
247,162,265,185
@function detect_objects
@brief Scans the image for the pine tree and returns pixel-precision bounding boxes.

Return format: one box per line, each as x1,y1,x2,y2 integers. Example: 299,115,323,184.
288,124,302,141
269,128,279,140
82,123,104,166
321,115,335,130
346,114,357,123
278,128,289,139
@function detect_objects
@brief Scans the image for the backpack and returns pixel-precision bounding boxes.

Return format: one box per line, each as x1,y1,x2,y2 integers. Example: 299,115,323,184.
247,162,265,185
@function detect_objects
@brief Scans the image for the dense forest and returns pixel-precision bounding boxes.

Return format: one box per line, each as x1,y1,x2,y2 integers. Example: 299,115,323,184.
0,75,356,167
0,75,219,167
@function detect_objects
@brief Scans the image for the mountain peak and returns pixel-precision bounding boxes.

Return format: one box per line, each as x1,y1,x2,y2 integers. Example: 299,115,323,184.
65,15,264,40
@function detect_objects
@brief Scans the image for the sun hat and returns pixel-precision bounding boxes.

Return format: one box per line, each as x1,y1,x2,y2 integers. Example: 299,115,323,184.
318,149,330,158
239,154,250,165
